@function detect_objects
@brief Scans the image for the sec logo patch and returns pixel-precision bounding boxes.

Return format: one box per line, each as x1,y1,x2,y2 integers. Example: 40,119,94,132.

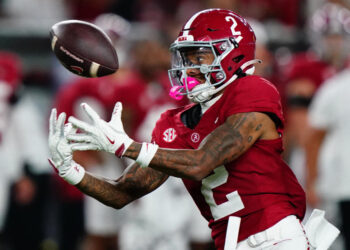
163,128,177,142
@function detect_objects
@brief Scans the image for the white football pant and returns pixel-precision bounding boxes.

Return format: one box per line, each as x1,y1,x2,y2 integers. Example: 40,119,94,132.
236,215,309,250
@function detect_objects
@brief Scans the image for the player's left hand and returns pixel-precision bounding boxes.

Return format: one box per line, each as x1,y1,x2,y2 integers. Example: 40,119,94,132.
67,102,134,157
48,109,85,185
48,109,73,169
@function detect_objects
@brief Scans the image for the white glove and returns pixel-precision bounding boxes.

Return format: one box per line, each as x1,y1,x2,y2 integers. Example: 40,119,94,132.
67,102,134,157
48,108,85,185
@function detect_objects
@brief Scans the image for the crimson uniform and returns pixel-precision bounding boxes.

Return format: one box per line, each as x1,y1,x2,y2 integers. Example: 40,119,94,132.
151,75,306,249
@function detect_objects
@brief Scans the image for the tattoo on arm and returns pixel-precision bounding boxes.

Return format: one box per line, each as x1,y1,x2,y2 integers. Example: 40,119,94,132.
202,112,264,165
76,162,168,209
125,112,269,181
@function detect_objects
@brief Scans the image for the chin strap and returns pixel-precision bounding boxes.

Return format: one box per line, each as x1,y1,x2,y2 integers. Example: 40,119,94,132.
188,59,262,103
188,82,216,103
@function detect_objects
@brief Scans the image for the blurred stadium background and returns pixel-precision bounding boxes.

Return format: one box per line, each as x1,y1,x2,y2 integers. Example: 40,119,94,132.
0,0,350,250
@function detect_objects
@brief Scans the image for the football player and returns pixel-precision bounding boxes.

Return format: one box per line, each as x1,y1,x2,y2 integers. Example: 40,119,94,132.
48,9,338,250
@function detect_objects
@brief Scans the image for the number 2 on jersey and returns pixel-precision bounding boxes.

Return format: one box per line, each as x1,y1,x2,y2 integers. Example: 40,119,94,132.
201,165,244,221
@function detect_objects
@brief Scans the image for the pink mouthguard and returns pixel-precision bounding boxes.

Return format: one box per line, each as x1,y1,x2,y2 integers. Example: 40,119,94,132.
169,77,200,100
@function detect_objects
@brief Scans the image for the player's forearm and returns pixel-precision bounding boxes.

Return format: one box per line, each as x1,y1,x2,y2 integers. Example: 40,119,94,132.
152,148,209,180
76,172,137,209
125,142,213,181
76,162,169,209
124,113,266,181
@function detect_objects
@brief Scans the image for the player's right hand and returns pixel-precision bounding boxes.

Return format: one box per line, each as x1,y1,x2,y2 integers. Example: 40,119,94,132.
67,102,134,158
48,108,85,185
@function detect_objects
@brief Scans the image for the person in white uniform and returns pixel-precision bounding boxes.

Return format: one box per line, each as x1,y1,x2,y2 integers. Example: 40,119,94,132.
307,68,350,250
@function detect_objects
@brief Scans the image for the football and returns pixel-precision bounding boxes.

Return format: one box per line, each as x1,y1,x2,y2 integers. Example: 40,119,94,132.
50,20,119,77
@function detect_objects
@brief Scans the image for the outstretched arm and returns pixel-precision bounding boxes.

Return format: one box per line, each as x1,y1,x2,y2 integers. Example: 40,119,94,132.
67,103,278,181
77,162,168,209
48,108,168,209
124,112,278,181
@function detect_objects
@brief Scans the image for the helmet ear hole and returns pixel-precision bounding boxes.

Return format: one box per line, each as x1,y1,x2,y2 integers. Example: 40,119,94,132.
233,55,244,63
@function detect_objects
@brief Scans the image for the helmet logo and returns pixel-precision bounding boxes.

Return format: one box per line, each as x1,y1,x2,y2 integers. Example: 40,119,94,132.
163,128,177,142
225,16,243,43
177,35,194,42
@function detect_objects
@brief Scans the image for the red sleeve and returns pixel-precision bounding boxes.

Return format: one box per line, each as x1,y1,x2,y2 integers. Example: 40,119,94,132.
151,111,167,145
151,130,157,144
223,75,285,128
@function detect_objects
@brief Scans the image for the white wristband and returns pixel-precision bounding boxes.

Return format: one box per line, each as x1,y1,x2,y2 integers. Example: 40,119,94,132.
60,162,86,185
136,142,159,168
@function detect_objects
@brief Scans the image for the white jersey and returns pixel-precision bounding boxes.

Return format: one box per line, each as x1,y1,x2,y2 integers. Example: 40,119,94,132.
309,69,350,200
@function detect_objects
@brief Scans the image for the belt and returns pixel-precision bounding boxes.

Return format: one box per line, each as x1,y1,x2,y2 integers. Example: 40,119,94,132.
247,215,299,247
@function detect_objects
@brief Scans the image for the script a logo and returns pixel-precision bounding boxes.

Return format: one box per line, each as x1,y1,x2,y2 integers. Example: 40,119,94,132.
163,128,177,142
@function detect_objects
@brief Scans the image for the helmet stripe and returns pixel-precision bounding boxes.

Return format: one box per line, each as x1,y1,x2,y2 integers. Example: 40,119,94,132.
183,9,208,36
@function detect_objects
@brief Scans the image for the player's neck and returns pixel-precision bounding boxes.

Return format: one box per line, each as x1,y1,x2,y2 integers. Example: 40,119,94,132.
200,94,222,115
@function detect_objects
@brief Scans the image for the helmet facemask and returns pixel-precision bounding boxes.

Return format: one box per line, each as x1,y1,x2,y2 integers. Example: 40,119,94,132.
168,39,236,103
168,38,259,103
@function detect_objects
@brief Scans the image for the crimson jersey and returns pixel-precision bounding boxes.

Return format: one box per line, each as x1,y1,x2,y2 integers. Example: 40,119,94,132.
151,75,306,249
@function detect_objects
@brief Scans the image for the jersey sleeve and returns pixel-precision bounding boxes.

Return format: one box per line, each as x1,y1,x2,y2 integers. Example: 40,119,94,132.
223,76,284,127
151,126,158,144
150,107,182,146
151,111,167,145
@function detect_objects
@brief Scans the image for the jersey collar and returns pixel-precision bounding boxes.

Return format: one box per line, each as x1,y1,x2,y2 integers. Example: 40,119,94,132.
200,94,222,115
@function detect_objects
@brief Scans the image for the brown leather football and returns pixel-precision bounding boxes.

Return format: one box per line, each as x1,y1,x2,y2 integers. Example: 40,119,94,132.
50,20,119,77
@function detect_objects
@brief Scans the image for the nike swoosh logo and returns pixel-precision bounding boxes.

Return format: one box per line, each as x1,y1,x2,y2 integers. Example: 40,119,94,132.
106,136,115,144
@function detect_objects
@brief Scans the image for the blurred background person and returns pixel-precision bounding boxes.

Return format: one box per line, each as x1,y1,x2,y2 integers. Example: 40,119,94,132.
0,50,53,250
54,74,123,249
0,51,23,248
305,1,350,250
52,75,126,250
306,64,350,250
0,0,68,31
282,53,334,190
307,1,350,72
50,13,134,250
119,176,214,250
